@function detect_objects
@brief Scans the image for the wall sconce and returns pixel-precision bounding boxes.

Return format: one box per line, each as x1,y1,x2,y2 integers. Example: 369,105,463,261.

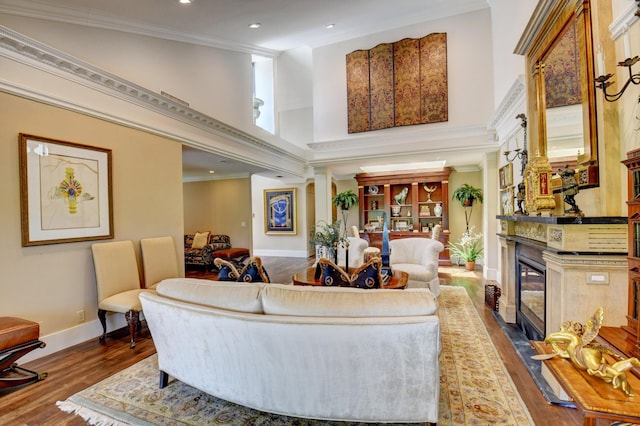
504,113,529,177
594,56,639,102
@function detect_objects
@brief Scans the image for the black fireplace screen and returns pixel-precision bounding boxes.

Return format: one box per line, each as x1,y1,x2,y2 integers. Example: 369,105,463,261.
517,259,545,341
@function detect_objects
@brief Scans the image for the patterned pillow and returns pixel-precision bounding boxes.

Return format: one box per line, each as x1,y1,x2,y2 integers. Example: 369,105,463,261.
238,257,270,283
318,258,351,287
214,258,240,281
191,231,210,249
350,257,383,289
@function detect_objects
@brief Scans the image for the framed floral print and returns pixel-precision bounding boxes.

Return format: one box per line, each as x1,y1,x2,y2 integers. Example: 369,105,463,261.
19,134,113,246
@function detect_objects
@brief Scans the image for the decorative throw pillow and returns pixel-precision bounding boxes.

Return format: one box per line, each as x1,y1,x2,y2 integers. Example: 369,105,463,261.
214,258,240,281
318,258,351,287
350,257,383,289
191,231,210,249
238,257,271,283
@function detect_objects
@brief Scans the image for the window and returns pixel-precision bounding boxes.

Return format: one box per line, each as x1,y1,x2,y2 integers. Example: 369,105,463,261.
252,55,274,134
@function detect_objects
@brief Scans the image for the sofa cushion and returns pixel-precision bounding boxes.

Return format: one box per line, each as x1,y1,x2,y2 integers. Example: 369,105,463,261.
214,258,240,281
155,278,264,313
238,257,270,283
350,257,383,289
261,284,437,317
191,231,210,249
318,258,351,287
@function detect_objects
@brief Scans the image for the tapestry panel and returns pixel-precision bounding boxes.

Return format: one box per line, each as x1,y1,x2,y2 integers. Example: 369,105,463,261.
369,43,394,130
544,21,581,108
346,50,371,133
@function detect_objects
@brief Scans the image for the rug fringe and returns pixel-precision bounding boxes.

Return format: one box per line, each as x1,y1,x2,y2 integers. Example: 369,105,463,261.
56,400,129,426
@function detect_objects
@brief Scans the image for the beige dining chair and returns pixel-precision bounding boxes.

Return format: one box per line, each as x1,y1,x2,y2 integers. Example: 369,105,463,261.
91,240,152,349
141,236,180,289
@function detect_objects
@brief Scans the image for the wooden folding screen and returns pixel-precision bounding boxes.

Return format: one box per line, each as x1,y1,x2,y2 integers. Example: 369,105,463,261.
347,33,448,134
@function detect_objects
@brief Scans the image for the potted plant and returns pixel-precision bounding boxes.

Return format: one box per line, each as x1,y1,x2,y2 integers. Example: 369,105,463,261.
309,220,343,262
452,184,483,230
447,226,483,270
332,190,359,236
451,184,484,206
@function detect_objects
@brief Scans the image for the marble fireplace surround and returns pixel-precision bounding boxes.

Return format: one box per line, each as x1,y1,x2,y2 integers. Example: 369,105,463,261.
497,215,628,336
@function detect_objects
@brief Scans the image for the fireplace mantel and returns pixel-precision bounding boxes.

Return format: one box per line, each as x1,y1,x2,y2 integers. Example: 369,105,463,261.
496,215,628,336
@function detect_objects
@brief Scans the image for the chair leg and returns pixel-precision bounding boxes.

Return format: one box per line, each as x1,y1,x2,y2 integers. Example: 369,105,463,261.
124,310,140,349
98,309,107,341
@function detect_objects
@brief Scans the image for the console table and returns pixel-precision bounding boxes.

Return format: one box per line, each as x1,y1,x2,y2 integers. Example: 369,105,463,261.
532,340,640,425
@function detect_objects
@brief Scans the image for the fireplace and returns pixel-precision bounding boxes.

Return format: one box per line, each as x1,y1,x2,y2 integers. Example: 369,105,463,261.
516,243,546,341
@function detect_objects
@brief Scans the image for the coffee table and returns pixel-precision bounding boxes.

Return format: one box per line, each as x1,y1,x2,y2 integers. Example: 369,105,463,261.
293,267,408,289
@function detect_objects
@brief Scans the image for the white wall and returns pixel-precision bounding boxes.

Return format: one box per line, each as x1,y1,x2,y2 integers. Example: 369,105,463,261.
312,9,494,144
0,14,252,131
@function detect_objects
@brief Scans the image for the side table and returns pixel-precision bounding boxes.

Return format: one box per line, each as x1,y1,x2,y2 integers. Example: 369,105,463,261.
532,340,640,425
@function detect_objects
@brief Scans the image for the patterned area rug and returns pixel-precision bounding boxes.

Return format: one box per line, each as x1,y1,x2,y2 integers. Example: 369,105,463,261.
57,286,533,425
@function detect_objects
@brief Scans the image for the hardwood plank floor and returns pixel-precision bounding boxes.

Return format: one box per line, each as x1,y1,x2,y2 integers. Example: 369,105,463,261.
0,257,582,425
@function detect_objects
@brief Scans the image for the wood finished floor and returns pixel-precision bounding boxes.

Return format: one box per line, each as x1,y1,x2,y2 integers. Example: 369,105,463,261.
0,257,583,425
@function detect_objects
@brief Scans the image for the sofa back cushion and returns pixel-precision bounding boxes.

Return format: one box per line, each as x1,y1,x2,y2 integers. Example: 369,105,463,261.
156,278,264,313
261,284,436,317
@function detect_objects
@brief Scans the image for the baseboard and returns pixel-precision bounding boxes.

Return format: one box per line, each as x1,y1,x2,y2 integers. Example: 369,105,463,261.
21,314,131,363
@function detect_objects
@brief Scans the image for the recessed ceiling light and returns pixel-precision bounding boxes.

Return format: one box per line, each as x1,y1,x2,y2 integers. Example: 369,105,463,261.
208,170,215,174
249,23,261,29
179,0,191,4
360,161,446,173
325,24,335,29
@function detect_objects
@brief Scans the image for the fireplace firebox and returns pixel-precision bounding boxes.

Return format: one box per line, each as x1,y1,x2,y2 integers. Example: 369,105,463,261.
516,243,546,341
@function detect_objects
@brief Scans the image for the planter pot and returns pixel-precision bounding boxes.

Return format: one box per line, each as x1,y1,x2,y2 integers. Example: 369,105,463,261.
465,261,476,271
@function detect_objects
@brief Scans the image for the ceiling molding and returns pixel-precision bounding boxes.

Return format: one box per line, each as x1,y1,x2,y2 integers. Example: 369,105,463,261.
0,25,307,171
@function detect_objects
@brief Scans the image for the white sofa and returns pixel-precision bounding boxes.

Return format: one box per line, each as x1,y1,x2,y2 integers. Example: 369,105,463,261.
139,278,441,424
390,238,444,296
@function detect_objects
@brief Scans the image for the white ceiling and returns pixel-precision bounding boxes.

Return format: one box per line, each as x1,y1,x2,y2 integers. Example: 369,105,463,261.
0,0,492,181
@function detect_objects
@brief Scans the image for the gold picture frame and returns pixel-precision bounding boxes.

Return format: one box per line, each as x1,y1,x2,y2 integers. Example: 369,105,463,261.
19,134,113,246
500,187,515,216
264,188,297,234
499,163,513,189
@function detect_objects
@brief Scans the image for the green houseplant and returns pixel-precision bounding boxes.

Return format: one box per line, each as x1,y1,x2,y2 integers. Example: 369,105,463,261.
452,183,483,231
451,184,484,206
332,190,359,236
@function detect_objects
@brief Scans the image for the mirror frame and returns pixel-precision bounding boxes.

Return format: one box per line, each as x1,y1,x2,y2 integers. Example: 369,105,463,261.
516,0,599,189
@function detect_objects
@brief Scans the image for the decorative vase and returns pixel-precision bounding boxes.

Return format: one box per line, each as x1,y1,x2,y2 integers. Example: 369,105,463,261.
434,202,443,217
465,261,476,271
391,205,401,217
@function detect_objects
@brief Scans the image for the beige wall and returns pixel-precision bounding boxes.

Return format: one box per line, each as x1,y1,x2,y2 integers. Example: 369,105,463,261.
448,170,484,257
183,178,252,250
0,91,184,338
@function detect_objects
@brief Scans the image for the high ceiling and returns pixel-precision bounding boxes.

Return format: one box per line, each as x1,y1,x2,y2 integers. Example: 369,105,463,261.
0,0,492,180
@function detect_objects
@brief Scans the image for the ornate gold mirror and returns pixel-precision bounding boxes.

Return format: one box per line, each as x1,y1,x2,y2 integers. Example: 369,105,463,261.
516,0,599,189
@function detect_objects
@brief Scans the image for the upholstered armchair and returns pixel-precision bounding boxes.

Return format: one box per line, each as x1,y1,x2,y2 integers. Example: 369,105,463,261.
184,232,231,270
390,238,444,296
336,237,369,270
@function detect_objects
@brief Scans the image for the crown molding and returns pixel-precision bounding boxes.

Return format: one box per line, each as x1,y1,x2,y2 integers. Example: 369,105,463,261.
609,0,640,39
0,25,306,170
487,75,526,135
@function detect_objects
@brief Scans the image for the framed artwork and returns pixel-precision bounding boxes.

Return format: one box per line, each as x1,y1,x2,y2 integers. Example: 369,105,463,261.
499,163,513,189
500,187,515,216
19,134,113,246
264,188,296,234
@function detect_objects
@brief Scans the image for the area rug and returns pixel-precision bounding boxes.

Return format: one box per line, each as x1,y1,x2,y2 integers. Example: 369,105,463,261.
57,286,533,425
